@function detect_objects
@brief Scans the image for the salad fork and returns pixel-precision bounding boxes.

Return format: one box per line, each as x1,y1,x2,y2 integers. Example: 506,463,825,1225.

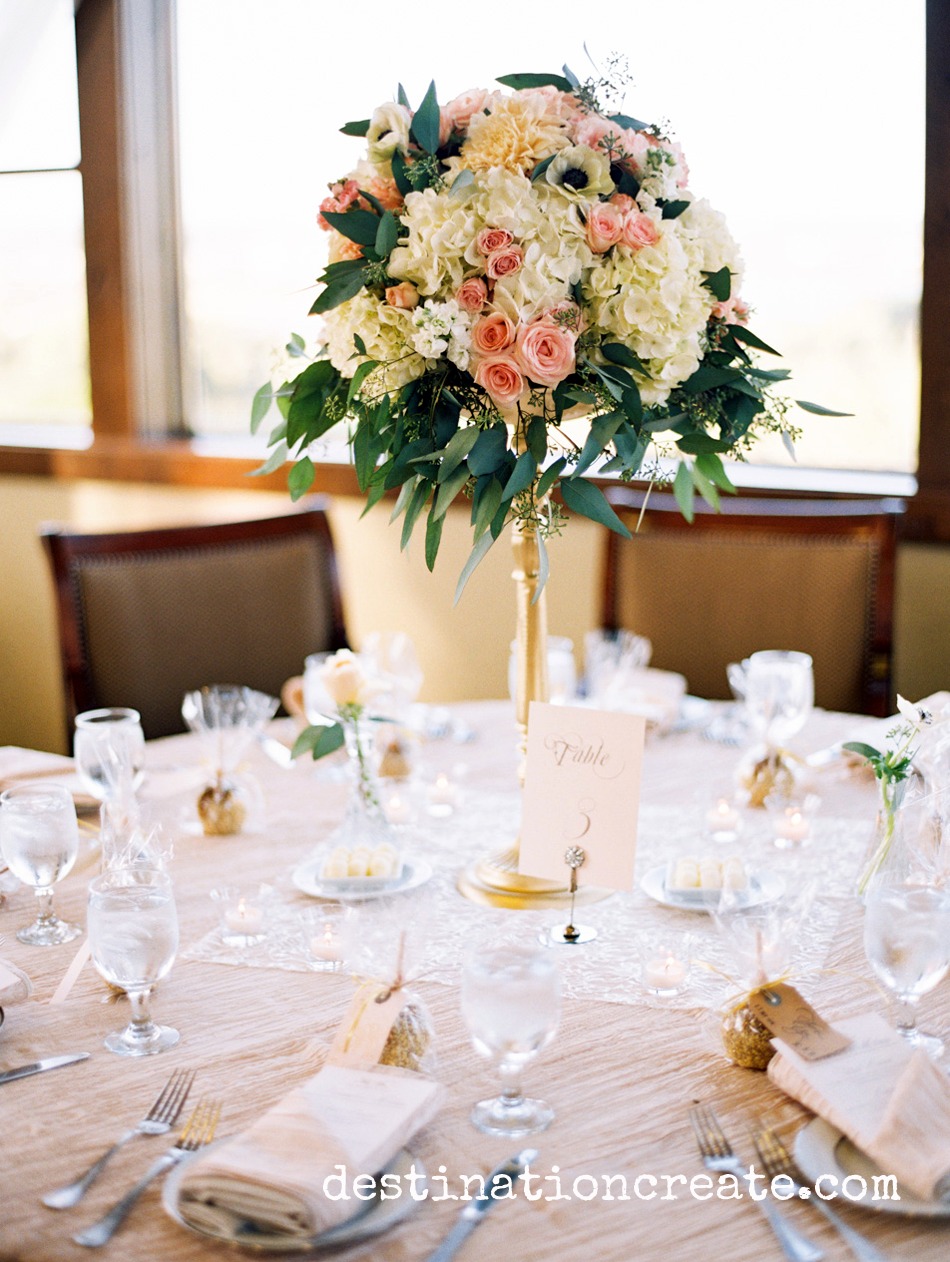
43,1067,196,1208
754,1125,891,1262
689,1104,824,1262
73,1097,220,1247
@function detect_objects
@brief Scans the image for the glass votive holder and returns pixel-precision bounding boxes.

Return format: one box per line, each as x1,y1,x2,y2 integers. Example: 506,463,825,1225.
383,787,414,827
302,904,350,972
211,885,270,947
637,932,693,998
704,791,743,844
765,789,820,850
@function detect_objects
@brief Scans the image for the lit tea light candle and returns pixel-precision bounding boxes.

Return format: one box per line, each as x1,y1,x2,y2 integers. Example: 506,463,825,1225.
644,953,687,993
776,805,810,846
705,796,741,841
427,773,457,815
385,792,412,825
224,897,263,935
310,926,343,963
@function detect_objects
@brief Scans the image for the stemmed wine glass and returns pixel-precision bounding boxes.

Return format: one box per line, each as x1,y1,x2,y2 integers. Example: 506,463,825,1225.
87,867,180,1056
0,784,81,945
460,946,560,1137
74,707,146,803
864,871,950,1057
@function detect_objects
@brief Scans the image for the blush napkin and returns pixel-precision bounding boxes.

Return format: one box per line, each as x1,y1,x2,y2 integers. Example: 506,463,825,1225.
175,1062,443,1241
767,1012,950,1202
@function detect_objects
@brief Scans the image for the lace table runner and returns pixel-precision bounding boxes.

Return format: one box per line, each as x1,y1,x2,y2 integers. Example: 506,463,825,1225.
184,786,870,1012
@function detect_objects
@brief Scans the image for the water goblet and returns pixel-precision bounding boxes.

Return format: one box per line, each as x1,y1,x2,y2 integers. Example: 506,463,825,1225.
864,872,950,1057
0,784,81,945
74,707,146,802
742,650,814,747
87,867,180,1056
460,946,560,1137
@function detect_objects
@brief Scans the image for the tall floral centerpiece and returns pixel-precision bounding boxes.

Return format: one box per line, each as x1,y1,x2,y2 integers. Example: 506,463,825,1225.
254,63,830,904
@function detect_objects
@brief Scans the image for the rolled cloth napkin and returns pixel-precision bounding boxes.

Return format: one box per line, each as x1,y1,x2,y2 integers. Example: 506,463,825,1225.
175,1062,443,1241
768,1012,950,1201
0,959,33,1007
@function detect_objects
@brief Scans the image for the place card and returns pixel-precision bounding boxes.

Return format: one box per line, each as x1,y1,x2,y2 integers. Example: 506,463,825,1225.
326,981,409,1066
747,982,852,1060
518,701,646,890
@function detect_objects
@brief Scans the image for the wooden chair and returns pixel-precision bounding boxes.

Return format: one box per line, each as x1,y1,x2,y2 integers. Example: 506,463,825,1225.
41,506,348,739
601,488,905,716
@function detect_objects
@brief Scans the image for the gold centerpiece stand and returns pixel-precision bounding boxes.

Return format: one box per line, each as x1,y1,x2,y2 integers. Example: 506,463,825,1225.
457,512,612,910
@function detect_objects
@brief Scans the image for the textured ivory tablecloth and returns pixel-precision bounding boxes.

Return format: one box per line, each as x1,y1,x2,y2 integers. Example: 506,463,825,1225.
0,701,946,1262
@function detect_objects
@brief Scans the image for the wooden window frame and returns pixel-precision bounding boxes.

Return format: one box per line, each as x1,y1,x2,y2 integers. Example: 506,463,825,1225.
0,0,945,524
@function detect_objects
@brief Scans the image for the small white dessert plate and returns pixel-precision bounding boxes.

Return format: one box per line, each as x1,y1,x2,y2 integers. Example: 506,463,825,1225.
794,1118,950,1218
640,864,784,913
291,855,432,902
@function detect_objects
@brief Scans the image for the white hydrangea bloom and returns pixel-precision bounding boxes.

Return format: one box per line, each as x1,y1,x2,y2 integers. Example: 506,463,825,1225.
323,290,425,395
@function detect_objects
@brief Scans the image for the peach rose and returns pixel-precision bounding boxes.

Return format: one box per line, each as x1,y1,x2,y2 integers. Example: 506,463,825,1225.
486,245,524,280
472,312,516,355
476,227,514,256
609,193,637,215
385,282,420,310
444,88,491,134
328,233,363,264
474,355,527,408
456,277,489,313
585,200,624,253
622,212,659,250
515,320,576,387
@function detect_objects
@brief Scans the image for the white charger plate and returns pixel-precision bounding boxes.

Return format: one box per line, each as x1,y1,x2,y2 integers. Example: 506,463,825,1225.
291,855,432,902
794,1117,950,1217
163,1145,426,1251
640,864,784,913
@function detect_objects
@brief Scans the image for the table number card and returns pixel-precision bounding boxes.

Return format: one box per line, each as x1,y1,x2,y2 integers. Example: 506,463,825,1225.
518,701,646,890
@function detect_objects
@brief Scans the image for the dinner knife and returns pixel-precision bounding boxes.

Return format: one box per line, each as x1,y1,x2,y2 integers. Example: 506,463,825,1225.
423,1148,539,1262
0,1052,90,1085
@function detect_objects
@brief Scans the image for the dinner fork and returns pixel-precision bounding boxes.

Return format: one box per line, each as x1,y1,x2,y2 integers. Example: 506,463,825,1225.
754,1125,891,1262
73,1097,221,1248
43,1067,196,1209
689,1104,824,1262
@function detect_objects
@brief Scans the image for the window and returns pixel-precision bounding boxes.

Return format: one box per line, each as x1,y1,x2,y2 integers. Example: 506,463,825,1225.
0,0,90,438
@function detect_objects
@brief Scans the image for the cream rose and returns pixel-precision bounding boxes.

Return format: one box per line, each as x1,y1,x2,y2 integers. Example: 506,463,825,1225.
472,312,516,355
474,355,527,408
385,282,420,310
515,320,576,386
321,650,369,709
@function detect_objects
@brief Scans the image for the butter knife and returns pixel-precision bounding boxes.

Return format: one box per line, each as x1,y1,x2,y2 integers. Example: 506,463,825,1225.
424,1148,538,1262
0,1052,90,1085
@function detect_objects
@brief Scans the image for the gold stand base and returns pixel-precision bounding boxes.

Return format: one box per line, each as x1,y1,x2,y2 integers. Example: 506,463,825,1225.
457,846,612,910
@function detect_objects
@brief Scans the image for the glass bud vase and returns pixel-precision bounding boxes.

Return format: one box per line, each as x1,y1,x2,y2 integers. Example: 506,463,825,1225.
857,777,909,899
335,718,394,849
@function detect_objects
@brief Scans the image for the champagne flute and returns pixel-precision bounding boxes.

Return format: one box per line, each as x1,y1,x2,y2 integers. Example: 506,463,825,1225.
460,946,560,1137
74,707,146,802
864,874,950,1056
0,784,81,945
87,867,179,1056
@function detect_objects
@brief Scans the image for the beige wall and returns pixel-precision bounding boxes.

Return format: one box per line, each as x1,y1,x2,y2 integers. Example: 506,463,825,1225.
0,474,600,753
1,473,946,755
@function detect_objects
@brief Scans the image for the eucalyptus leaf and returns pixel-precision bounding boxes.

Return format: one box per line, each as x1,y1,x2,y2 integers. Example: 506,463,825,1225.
425,505,444,572
731,325,782,356
796,400,853,417
292,722,345,761
660,199,690,220
288,455,315,501
609,111,651,132
410,80,441,154
249,440,288,477
450,169,476,197
782,430,798,461
310,269,369,315
695,451,737,493
401,480,431,549
321,209,381,247
701,267,731,302
375,211,398,258
533,532,550,604
436,425,479,482
473,476,504,539
434,463,471,519
340,118,370,137
673,461,695,522
602,342,647,373
496,71,574,92
454,529,498,604
467,424,509,476
559,477,632,537
526,416,548,463
501,450,537,500
250,383,273,433
536,456,567,500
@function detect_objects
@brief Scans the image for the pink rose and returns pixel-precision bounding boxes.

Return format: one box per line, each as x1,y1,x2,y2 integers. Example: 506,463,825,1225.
472,312,516,355
515,320,576,387
456,277,489,313
476,227,514,256
474,356,527,409
585,201,624,253
444,88,491,134
385,282,419,310
571,114,618,152
486,245,524,280
609,193,637,215
622,212,659,250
